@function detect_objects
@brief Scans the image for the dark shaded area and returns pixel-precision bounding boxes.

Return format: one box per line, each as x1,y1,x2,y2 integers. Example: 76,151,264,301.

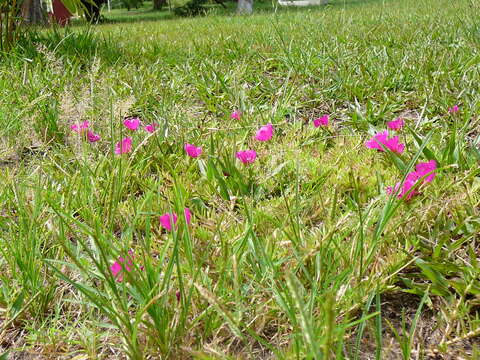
153,0,167,10
173,0,226,17
81,0,107,23
95,11,177,24
14,27,123,66
94,0,397,26
346,291,480,359
327,0,393,7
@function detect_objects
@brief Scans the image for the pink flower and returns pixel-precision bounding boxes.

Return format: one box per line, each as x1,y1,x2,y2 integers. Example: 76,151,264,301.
385,136,405,154
236,150,257,164
255,123,274,141
184,143,202,158
313,115,329,127
159,213,178,231
415,160,437,183
110,252,134,282
115,137,132,154
365,131,405,154
184,207,192,224
387,118,404,131
145,123,158,133
448,105,459,113
87,131,100,143
365,131,388,151
231,110,241,120
386,160,437,200
110,261,122,278
387,172,419,200
124,117,141,131
159,208,192,232
70,121,89,133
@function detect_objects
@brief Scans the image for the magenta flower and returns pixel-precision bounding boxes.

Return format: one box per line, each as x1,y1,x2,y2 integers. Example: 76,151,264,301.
87,131,101,143
385,136,405,154
110,262,122,278
365,131,388,151
236,150,257,164
415,160,437,183
159,208,192,232
313,115,329,127
159,213,178,231
110,252,134,282
365,131,405,154
448,105,459,113
231,110,241,121
124,117,141,131
115,137,132,155
184,207,192,224
184,143,202,158
386,160,437,200
387,118,404,131
255,123,274,141
145,123,158,133
387,172,420,200
71,121,89,133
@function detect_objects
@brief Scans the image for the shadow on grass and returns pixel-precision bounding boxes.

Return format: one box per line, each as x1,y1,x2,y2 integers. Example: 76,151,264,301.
89,0,395,25
43,0,395,30
327,0,394,7
13,27,124,66
9,0,397,65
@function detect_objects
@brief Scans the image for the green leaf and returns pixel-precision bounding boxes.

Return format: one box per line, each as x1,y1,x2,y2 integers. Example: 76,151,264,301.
385,150,406,173
59,0,89,14
416,259,450,297
207,157,230,200
407,126,438,164
285,274,323,360
11,291,24,316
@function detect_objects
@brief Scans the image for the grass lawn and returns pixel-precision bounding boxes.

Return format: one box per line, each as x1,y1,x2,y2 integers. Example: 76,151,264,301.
1,0,480,358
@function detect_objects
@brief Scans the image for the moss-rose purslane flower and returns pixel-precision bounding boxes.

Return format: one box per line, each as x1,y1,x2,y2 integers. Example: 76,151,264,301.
255,123,274,141
231,110,241,120
110,251,134,282
115,137,132,154
124,117,141,131
145,123,158,133
365,130,405,154
159,208,192,232
87,131,101,143
71,121,89,133
387,160,437,200
184,143,202,158
387,118,404,131
414,159,437,183
448,105,459,113
236,150,257,164
313,115,329,127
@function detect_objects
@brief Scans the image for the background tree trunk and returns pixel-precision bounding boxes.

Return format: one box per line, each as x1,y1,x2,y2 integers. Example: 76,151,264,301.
21,0,46,24
237,0,252,14
153,0,167,10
